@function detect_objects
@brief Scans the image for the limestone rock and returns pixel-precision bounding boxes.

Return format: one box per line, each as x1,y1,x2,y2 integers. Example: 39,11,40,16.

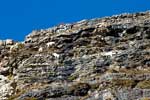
5,39,14,45
0,11,150,100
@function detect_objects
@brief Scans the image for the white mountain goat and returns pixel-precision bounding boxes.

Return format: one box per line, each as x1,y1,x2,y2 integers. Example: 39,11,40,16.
46,42,55,48
101,51,116,57
38,47,44,52
52,53,60,59
101,50,122,57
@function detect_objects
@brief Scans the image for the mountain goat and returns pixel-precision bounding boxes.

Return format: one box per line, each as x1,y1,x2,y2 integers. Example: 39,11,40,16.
38,47,44,52
46,42,55,48
52,53,60,59
101,51,116,57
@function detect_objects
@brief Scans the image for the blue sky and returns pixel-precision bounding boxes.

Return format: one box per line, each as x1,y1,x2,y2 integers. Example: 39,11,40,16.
0,0,150,41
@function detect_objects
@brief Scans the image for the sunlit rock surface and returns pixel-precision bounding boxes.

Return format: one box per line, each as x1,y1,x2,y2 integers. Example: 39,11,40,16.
0,11,150,100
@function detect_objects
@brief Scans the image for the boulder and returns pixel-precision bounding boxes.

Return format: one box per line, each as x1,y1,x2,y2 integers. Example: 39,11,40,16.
5,39,14,45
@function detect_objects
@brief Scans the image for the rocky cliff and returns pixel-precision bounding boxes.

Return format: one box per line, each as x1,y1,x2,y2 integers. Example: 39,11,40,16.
0,11,150,100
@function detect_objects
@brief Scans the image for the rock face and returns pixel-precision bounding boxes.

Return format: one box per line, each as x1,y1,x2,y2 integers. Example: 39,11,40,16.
0,11,150,100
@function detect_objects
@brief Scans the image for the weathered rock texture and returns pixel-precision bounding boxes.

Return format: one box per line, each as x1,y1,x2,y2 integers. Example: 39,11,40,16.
0,11,150,100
